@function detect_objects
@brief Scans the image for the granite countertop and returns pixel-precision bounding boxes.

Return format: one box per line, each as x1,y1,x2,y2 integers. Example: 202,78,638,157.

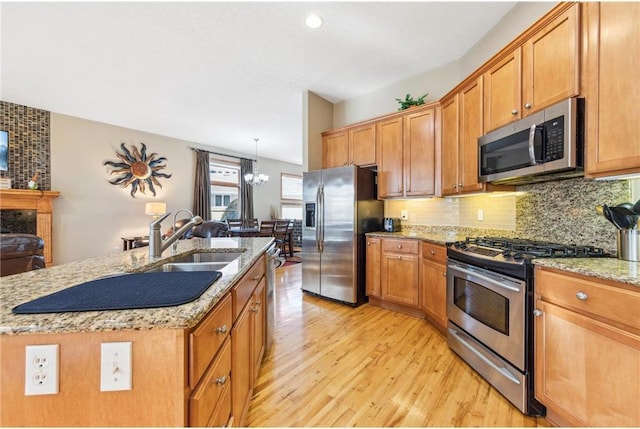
366,229,640,287
533,258,640,287
0,237,274,336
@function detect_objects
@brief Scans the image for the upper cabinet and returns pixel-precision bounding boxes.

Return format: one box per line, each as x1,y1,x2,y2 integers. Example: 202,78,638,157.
322,122,376,169
378,104,440,199
584,2,640,178
483,3,580,133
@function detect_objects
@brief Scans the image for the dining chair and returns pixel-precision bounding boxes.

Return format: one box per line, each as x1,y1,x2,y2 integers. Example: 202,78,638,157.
226,219,243,228
258,220,276,237
246,218,259,228
273,219,291,256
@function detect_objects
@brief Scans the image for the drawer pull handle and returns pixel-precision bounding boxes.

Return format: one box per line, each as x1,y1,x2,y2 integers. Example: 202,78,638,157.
214,375,228,386
533,309,542,317
576,292,588,301
215,325,228,335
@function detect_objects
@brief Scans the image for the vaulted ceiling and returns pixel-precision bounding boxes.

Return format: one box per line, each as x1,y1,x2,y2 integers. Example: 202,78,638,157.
1,2,516,165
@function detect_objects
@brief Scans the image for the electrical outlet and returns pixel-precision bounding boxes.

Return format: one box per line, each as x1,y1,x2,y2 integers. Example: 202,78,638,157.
25,344,59,395
101,342,132,392
400,210,408,220
477,209,484,221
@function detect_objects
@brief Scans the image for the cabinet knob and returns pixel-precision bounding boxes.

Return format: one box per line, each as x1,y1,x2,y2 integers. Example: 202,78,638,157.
524,102,532,109
458,183,463,187
453,184,457,188
576,291,588,301
215,325,228,335
511,109,518,115
255,300,261,306
214,375,228,386
397,256,402,260
533,309,542,317
442,272,447,277
367,242,371,246
252,276,261,281
251,306,259,313
397,244,402,249
430,250,435,255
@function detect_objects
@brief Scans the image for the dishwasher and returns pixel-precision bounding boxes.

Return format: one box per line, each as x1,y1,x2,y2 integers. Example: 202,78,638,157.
265,243,283,352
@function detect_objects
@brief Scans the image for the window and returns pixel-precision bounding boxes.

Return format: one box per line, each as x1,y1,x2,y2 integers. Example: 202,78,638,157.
281,173,302,220
210,157,240,221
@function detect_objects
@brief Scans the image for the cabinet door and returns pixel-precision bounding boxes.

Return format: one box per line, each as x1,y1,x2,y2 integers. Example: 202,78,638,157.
365,237,381,298
404,107,437,197
522,4,580,115
483,48,522,132
459,77,484,193
585,2,640,177
323,131,349,169
381,253,419,307
349,123,376,166
377,116,404,198
534,300,640,427
231,303,252,426
441,95,459,196
251,278,266,385
420,259,447,332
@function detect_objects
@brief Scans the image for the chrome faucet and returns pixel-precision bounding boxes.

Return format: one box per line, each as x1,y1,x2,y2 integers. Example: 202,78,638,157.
148,211,203,258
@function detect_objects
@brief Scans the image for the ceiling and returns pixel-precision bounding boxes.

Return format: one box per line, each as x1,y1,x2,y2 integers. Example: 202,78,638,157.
1,2,516,165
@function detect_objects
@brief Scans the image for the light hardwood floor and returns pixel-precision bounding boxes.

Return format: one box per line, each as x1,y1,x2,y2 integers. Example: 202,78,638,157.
246,264,548,427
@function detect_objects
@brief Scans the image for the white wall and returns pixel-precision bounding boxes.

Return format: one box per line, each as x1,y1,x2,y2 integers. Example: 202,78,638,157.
51,113,301,264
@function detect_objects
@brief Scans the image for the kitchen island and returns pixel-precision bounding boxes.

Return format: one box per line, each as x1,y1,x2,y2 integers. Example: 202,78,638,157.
0,236,273,427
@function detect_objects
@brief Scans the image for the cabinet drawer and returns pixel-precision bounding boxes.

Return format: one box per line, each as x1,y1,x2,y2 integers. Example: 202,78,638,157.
233,255,266,320
421,242,446,264
536,268,640,329
382,239,419,255
190,294,232,389
189,338,231,427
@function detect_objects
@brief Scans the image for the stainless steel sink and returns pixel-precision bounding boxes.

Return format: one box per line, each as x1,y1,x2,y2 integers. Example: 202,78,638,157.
144,251,245,273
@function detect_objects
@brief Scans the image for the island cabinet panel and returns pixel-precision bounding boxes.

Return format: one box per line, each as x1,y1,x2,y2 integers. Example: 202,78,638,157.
322,130,349,169
232,254,266,320
0,329,188,427
189,293,232,389
231,297,252,427
534,267,640,427
584,2,640,178
251,278,266,385
189,338,231,427
365,237,381,298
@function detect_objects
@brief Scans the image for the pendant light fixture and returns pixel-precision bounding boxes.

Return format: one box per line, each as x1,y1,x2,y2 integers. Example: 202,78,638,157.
244,138,269,187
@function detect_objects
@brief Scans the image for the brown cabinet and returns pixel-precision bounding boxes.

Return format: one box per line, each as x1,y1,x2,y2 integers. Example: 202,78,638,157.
251,278,266,385
377,116,404,198
534,267,640,427
483,3,580,133
322,122,376,169
365,237,381,298
380,238,420,308
584,2,640,178
420,242,447,332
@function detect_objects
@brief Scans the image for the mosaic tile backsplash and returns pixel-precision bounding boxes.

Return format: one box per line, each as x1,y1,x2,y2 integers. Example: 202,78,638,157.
0,101,51,190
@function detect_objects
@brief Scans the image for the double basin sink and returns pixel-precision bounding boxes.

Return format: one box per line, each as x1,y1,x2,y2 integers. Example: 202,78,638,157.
144,251,245,273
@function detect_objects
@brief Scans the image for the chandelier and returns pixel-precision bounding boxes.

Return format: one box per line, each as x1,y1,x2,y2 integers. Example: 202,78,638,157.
244,138,269,187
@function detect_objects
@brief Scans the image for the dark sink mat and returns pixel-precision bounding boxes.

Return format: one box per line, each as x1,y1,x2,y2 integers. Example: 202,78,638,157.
12,271,222,314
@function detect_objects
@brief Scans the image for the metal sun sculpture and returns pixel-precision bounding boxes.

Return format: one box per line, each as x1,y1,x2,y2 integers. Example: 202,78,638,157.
103,142,172,198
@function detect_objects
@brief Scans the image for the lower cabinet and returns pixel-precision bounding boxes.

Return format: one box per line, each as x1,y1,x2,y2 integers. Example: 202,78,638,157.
380,238,420,308
251,278,266,385
420,242,447,332
365,237,381,298
534,267,640,427
231,299,252,427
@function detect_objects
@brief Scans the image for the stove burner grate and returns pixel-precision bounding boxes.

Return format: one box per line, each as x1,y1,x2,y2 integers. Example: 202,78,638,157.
461,237,608,258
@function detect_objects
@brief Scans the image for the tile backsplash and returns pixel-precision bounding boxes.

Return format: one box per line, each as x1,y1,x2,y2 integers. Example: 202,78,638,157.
385,177,633,254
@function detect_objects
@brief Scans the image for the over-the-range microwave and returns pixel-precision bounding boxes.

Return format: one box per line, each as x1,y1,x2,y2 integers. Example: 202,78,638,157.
478,97,584,185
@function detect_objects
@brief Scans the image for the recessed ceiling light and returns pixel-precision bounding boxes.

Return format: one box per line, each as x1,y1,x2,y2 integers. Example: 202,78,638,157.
305,14,323,29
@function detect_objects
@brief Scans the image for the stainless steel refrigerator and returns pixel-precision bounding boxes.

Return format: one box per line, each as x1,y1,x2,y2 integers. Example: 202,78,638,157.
302,165,383,305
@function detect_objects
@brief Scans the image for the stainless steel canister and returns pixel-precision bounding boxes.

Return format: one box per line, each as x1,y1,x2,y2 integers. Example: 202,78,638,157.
617,229,640,262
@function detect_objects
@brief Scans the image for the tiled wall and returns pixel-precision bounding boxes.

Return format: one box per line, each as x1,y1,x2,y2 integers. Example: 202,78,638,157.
384,177,632,253
0,101,51,190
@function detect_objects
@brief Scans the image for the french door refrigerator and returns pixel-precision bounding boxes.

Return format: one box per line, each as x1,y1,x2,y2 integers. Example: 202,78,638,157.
302,165,383,305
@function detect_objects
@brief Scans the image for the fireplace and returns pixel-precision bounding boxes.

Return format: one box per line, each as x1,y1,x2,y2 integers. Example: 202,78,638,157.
0,190,60,265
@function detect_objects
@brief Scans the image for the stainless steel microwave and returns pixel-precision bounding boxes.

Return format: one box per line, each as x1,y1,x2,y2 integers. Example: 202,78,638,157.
478,97,584,185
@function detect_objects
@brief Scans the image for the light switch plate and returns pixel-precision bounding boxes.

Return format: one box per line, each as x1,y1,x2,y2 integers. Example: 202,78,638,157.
100,342,132,392
401,210,408,220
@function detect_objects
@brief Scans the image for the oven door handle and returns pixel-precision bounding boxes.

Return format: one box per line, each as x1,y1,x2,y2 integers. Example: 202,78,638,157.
450,266,521,293
448,327,521,386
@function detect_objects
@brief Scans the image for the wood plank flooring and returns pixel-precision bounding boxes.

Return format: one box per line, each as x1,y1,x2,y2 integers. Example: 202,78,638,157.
246,264,548,427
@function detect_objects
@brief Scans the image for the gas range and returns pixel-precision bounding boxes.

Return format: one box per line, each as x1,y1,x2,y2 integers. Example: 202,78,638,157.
447,236,609,278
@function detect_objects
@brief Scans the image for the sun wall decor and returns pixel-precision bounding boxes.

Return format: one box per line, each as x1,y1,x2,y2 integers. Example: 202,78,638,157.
103,142,172,198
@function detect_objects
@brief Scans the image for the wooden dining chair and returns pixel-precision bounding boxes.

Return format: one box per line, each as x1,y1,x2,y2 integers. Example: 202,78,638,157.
273,219,291,256
258,220,276,237
246,218,259,228
226,219,243,228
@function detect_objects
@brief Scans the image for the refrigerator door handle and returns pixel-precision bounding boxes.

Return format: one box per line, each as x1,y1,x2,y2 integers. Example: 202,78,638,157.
315,185,321,252
318,183,324,253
